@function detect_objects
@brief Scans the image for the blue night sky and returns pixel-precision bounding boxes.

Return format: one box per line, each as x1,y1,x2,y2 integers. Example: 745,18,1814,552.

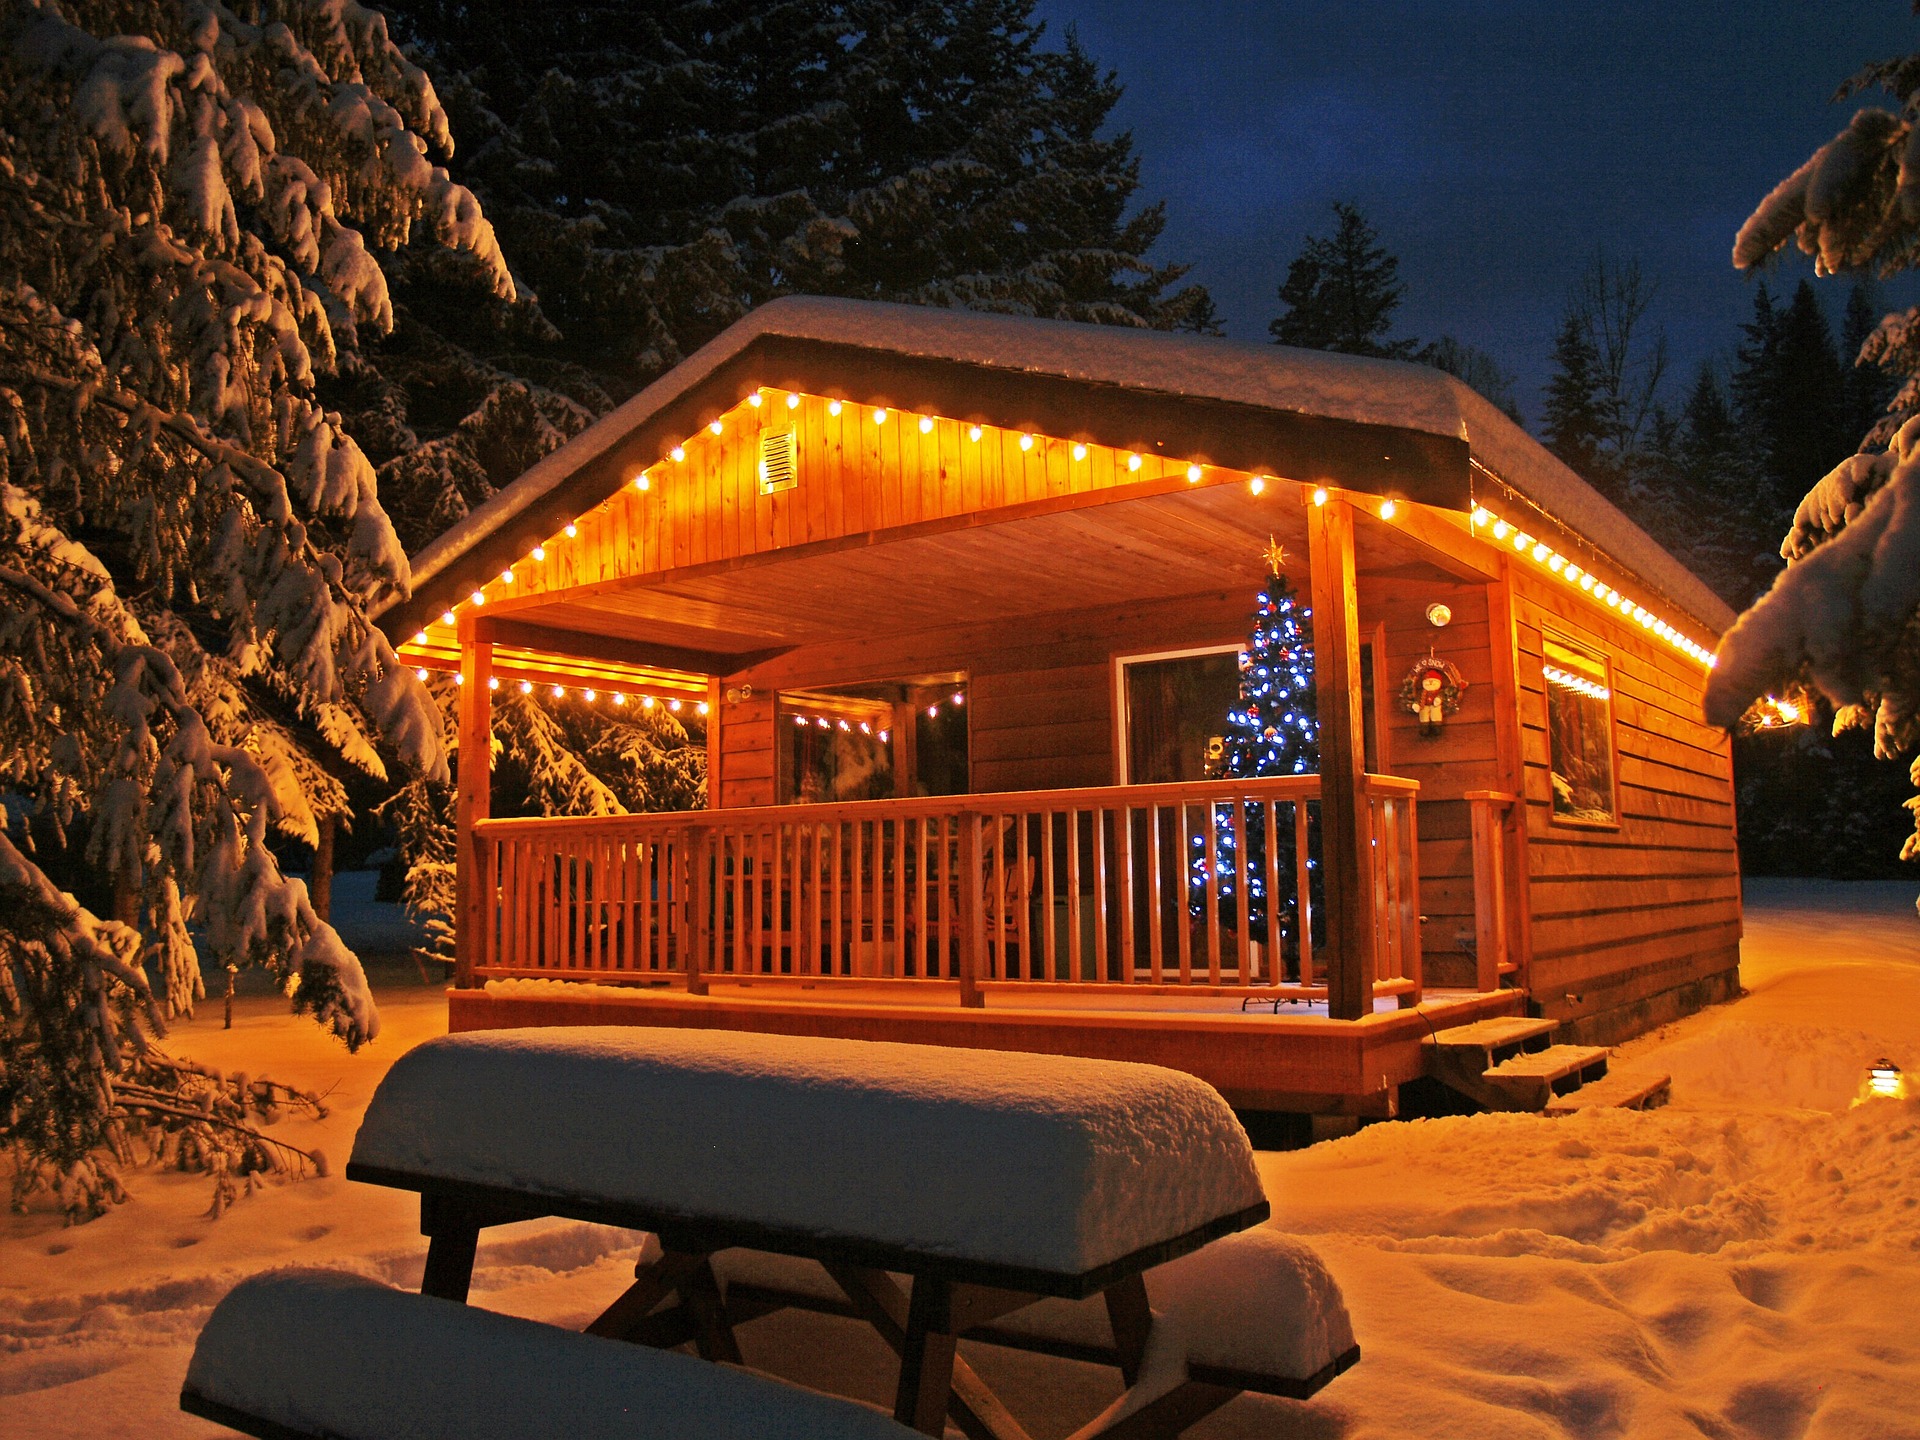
1032,0,1919,427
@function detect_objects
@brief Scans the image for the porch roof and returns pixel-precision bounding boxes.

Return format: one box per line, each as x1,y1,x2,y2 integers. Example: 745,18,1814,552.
378,298,1736,646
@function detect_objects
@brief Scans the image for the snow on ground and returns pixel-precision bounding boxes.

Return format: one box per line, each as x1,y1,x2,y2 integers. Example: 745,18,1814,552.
3,875,1918,1439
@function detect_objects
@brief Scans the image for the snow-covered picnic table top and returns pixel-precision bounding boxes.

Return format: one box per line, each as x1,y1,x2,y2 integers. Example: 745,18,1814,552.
348,1026,1268,1284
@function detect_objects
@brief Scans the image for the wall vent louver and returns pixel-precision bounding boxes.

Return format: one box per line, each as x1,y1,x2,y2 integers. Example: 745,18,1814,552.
758,430,798,495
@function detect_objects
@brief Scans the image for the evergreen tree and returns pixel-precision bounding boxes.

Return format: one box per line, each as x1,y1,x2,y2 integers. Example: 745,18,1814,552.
1195,559,1319,975
1269,202,1416,358
1840,281,1897,449
1710,72,1920,884
1542,311,1610,485
0,0,506,1215
1670,365,1760,605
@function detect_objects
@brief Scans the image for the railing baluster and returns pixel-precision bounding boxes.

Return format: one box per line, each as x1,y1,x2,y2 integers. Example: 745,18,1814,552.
1040,811,1057,982
1175,803,1192,985
1263,799,1281,988
891,817,906,979
1203,803,1221,985
1233,793,1250,982
1065,807,1082,981
1116,805,1135,983
1295,800,1313,986
1014,811,1032,981
1147,805,1163,984
1091,807,1108,982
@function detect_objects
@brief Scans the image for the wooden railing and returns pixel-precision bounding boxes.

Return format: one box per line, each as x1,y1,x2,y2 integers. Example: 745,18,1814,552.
469,775,1421,1008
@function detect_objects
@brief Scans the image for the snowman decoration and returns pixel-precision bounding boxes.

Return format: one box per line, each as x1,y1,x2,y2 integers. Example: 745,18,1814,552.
1399,604,1467,737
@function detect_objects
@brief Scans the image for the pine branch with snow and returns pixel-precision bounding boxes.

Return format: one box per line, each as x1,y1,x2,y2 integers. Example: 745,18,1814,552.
0,0,508,1212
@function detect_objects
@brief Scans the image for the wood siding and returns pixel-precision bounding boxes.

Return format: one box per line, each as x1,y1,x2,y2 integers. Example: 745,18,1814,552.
1510,567,1740,1042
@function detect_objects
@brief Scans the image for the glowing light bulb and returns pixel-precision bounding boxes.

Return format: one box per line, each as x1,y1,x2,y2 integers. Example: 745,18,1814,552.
488,677,499,690
1471,507,1491,526
838,719,851,731
709,420,723,436
1513,532,1532,552
413,630,427,644
1548,554,1565,573
519,680,533,694
584,688,597,701
828,400,843,417
1072,443,1087,461
968,425,982,442
786,392,800,409
1019,434,1034,451
643,696,654,709
952,691,965,706
1580,574,1596,591
1313,486,1329,506
748,392,763,408
919,415,933,434
872,408,888,425
1250,476,1266,496
669,699,682,711
564,523,577,538
698,701,710,715
879,730,890,742
440,611,456,628
1529,542,1549,562
859,722,872,734
470,590,486,606
1186,463,1203,483
1380,498,1397,520
500,569,515,584
670,446,686,462
532,546,546,562
794,715,807,727
1127,452,1142,471
634,474,650,491
552,685,565,698
1491,520,1511,540
414,667,428,680
613,693,626,706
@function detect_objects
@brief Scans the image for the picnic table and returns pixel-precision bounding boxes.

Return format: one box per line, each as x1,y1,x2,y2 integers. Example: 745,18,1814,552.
260,1025,1355,1439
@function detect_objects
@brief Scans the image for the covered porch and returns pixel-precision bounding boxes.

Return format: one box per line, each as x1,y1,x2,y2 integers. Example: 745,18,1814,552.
422,466,1530,1045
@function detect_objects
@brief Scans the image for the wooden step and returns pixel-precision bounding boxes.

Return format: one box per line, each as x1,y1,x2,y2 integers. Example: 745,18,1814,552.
1425,1016,1558,1055
1545,1068,1670,1115
1481,1044,1610,1112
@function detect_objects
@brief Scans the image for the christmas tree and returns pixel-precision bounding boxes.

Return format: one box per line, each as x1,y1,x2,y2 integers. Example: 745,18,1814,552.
1194,543,1320,974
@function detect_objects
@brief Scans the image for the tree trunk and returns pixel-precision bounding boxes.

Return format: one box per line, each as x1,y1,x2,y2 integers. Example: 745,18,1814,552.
310,813,334,924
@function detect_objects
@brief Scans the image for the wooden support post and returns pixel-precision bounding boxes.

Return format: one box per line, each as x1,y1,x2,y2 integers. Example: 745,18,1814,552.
897,1278,961,1435
1484,571,1534,989
1307,496,1375,1021
959,811,986,1008
705,676,723,809
418,1193,480,1303
454,623,493,990
1466,791,1511,992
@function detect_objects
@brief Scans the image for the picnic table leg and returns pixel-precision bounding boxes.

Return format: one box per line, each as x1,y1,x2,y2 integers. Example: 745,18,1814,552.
1102,1273,1152,1387
418,1194,479,1302
897,1277,961,1436
825,1265,1033,1440
1079,1381,1240,1440
586,1248,741,1363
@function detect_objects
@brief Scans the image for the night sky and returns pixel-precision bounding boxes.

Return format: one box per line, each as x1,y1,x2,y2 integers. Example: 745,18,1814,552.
1033,0,1919,425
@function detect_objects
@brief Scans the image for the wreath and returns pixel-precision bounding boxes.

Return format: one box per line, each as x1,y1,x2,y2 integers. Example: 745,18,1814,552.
1398,651,1467,734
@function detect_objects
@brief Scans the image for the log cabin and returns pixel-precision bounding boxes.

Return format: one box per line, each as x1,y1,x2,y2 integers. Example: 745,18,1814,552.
379,297,1742,1117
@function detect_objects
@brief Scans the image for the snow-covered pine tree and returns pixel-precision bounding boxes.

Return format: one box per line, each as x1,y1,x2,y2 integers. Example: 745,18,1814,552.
0,0,509,1216
1269,202,1416,359
1707,65,1920,888
1193,557,1319,977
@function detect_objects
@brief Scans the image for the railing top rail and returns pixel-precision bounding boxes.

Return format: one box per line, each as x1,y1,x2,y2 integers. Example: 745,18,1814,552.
476,772,1418,836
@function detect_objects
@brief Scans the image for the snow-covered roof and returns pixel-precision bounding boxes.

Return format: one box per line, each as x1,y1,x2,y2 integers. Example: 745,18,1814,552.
390,297,1735,637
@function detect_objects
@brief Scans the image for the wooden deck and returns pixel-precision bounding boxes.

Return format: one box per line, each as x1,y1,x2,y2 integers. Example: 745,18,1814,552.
448,979,1526,1114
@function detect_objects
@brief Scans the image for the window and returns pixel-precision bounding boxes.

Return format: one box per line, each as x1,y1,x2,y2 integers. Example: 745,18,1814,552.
777,673,968,803
1116,641,1375,785
1118,646,1245,785
1542,636,1616,825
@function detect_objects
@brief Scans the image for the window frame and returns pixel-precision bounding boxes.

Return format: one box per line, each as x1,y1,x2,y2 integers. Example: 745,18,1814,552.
1539,629,1622,831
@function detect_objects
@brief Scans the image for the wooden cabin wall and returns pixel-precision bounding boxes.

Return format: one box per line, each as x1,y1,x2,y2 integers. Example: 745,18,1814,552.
1508,568,1741,1045
1356,575,1503,988
718,590,1255,806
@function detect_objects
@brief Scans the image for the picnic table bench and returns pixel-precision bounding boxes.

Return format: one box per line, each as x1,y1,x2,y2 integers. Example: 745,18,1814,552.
187,1027,1357,1439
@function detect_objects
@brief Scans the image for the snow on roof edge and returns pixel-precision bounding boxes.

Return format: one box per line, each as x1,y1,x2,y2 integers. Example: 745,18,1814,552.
392,297,1735,636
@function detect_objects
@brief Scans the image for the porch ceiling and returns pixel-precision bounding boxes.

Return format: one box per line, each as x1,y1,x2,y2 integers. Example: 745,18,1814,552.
497,484,1466,665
